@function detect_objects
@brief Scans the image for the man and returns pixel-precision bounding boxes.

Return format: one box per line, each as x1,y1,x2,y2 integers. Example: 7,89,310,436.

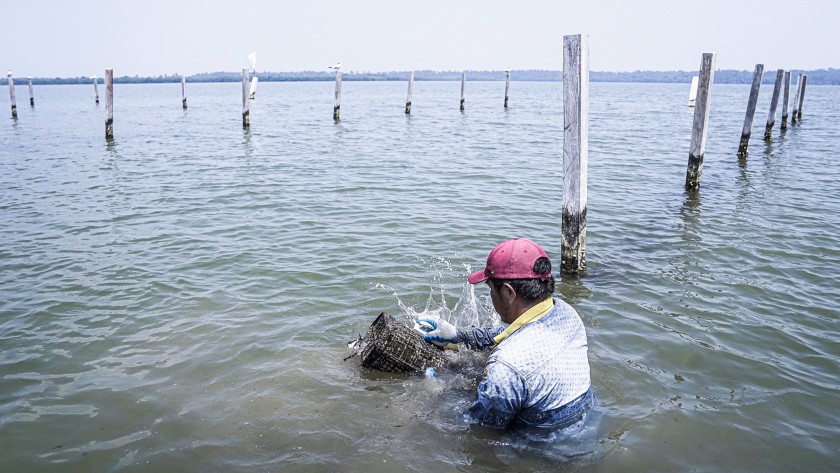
419,238,594,429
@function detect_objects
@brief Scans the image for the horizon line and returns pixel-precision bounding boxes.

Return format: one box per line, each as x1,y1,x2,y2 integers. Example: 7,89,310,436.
7,66,839,80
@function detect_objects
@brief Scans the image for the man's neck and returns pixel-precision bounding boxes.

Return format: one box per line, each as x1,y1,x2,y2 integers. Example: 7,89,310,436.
507,296,552,323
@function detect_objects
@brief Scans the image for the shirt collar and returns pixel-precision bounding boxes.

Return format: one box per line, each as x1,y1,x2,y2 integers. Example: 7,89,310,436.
492,297,554,346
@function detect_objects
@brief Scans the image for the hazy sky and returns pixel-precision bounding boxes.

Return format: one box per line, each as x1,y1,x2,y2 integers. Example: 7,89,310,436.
4,0,838,77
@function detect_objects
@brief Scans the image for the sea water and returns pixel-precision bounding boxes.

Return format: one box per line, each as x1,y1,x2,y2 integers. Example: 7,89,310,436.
2,80,839,472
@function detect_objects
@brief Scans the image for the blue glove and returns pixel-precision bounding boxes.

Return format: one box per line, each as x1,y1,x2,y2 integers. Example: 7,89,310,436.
416,317,458,346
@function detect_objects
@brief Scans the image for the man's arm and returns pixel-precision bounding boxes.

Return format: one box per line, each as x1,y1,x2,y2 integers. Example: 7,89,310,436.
457,326,504,350
418,317,503,350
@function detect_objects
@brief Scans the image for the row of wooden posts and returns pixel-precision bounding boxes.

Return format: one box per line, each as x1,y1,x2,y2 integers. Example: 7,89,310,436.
685,55,809,190
6,71,35,118
6,66,516,127
297,67,512,124
4,42,813,275
7,64,806,143
7,68,189,140
738,65,807,153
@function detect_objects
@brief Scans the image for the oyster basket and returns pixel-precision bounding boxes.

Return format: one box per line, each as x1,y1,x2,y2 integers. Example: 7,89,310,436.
360,313,446,373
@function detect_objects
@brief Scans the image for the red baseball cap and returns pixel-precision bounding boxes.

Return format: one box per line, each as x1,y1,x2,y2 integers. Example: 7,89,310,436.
467,238,552,284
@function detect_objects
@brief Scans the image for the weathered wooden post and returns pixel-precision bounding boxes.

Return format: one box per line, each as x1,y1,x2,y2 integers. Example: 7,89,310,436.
105,69,114,139
791,73,801,125
561,34,589,274
93,76,100,104
504,70,510,108
7,71,17,118
241,69,250,127
460,72,466,111
797,75,807,119
28,76,34,106
763,69,784,141
181,75,187,109
333,69,342,121
781,71,791,130
737,64,763,156
405,70,414,115
685,52,715,190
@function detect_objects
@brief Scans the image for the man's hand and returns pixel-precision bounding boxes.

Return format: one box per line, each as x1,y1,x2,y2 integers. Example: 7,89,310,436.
417,317,458,345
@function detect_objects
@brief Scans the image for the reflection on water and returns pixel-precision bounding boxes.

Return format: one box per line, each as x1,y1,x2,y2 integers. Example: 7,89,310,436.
105,136,120,158
556,276,592,306
242,127,253,159
679,189,702,243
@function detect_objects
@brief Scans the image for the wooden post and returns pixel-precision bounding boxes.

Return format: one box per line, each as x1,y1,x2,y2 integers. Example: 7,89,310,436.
181,75,187,109
561,34,589,274
781,71,791,130
797,75,807,119
7,71,17,118
242,69,250,127
504,70,510,108
737,64,763,156
93,76,100,104
333,70,342,121
405,70,414,115
791,73,801,124
460,72,466,111
763,69,784,141
28,76,34,106
685,52,715,190
105,69,114,139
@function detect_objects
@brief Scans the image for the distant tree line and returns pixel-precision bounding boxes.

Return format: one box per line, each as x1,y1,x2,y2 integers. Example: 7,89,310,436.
10,68,840,85
592,69,840,84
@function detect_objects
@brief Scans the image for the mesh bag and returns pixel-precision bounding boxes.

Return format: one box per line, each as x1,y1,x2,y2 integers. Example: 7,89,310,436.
358,313,447,373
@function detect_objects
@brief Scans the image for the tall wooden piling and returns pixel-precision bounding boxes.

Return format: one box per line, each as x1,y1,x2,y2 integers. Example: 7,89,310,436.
737,64,764,156
504,70,510,109
28,76,34,106
460,72,466,111
241,69,250,127
790,74,800,124
7,72,17,118
93,76,100,104
685,52,716,190
797,75,807,119
333,70,342,121
105,69,114,139
561,34,589,274
781,71,791,130
405,71,414,115
181,75,187,109
763,69,784,141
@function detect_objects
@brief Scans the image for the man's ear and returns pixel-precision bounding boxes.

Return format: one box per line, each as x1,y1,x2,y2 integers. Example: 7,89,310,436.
500,282,517,302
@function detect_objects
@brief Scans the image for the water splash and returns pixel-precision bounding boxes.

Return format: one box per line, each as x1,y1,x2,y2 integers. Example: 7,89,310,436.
375,258,500,330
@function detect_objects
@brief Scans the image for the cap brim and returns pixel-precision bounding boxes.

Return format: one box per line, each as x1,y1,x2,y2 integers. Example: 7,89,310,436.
467,269,488,284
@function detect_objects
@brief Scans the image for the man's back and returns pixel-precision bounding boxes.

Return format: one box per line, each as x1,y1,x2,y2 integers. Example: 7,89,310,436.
468,298,592,428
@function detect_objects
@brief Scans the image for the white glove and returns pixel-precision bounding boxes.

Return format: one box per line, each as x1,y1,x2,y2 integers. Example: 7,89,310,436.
416,317,458,346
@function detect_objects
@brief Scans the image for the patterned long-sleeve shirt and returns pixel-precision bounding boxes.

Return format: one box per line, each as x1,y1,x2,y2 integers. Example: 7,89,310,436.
456,297,593,429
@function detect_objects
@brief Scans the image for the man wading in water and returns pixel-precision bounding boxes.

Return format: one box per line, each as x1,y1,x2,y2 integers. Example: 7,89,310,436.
419,238,594,429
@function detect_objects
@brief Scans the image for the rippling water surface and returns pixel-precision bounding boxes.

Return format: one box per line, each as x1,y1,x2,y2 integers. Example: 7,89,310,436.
2,80,839,472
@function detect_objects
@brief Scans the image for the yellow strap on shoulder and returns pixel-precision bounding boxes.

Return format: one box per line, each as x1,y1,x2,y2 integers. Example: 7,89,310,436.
492,297,554,346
